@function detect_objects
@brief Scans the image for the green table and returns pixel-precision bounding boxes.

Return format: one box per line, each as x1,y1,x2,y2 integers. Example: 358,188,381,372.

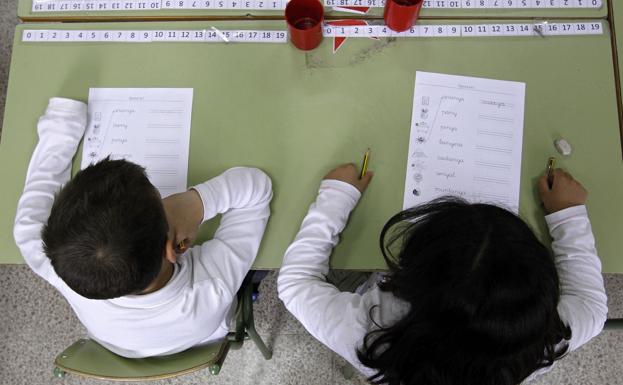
17,0,608,21
2,20,621,271
612,0,623,133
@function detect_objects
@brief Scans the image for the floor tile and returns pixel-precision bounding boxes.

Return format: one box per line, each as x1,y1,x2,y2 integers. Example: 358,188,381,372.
254,271,308,336
605,274,623,319
528,330,623,385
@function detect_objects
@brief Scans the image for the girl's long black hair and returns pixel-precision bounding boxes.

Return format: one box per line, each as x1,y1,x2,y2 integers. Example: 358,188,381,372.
356,197,571,385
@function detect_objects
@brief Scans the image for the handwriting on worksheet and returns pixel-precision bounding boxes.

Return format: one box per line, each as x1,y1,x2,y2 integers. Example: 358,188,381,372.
81,88,193,198
403,72,525,213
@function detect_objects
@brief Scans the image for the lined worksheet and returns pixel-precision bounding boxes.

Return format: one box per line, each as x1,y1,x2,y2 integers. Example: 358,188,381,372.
403,72,525,213
81,88,193,198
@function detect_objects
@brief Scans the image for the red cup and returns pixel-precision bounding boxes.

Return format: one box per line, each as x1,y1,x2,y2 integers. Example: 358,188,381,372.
285,0,324,51
384,0,423,33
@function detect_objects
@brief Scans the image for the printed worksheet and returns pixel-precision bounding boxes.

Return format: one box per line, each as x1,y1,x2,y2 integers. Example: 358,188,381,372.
403,72,525,213
81,88,193,198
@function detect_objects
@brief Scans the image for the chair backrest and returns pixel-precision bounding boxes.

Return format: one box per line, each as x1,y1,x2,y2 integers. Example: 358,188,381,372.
604,319,623,331
53,271,270,380
54,338,229,381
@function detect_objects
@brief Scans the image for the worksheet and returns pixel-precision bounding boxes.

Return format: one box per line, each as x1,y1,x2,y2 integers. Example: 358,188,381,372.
81,88,193,198
403,72,525,213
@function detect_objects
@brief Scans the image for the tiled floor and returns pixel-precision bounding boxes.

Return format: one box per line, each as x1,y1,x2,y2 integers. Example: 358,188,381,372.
0,1,622,384
1,266,623,385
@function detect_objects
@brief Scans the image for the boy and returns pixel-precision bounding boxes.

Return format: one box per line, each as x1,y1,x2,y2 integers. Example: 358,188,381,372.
14,98,273,357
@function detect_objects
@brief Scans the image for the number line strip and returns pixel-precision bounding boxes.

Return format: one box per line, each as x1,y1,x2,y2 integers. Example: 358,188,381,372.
322,21,603,37
21,21,603,43
31,0,602,12
326,0,603,9
22,29,288,42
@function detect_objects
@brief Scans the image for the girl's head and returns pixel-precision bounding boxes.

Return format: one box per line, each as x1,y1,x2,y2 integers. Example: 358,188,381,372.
357,197,570,385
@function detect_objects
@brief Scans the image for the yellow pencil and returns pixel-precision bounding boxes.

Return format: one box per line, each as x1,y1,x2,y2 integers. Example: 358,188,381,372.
360,148,371,180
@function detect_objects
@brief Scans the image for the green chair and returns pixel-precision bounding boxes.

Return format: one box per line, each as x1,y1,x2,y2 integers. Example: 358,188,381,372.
604,318,623,331
53,271,272,381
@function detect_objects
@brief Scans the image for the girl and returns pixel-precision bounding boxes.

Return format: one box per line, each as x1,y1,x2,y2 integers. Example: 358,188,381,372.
278,164,607,385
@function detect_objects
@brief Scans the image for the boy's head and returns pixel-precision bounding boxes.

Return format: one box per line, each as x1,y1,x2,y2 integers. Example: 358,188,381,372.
358,197,571,385
42,158,169,300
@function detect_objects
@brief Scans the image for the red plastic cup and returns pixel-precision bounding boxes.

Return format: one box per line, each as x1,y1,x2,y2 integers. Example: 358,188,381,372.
384,0,423,33
285,0,324,51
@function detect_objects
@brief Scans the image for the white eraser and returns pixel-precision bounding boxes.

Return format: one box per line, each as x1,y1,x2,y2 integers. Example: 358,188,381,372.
554,138,572,156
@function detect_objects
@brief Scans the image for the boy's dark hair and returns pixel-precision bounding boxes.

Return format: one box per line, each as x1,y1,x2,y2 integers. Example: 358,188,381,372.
357,197,571,385
42,158,168,300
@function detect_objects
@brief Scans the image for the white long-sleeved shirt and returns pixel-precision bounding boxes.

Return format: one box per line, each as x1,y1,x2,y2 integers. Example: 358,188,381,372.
278,179,608,379
13,98,273,358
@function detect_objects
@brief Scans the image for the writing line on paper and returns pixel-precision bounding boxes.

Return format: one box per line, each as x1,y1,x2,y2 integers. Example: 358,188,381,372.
81,88,193,198
403,71,526,213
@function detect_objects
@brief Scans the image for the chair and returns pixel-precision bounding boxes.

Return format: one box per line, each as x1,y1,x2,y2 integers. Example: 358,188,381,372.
604,318,623,331
53,271,272,381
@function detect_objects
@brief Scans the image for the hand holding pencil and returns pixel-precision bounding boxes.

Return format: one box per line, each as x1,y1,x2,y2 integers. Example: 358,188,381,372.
538,166,588,214
323,150,374,193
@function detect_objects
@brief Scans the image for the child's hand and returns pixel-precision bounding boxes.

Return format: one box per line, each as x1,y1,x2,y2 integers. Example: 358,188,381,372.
162,189,204,253
323,163,373,193
538,169,588,214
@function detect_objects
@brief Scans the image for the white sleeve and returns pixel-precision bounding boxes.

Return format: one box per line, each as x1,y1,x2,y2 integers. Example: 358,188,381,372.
546,205,608,352
191,167,273,296
13,98,88,286
278,180,372,370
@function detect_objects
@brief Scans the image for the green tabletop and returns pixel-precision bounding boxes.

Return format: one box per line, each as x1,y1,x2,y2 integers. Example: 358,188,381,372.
2,20,621,271
614,0,623,107
18,0,608,21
